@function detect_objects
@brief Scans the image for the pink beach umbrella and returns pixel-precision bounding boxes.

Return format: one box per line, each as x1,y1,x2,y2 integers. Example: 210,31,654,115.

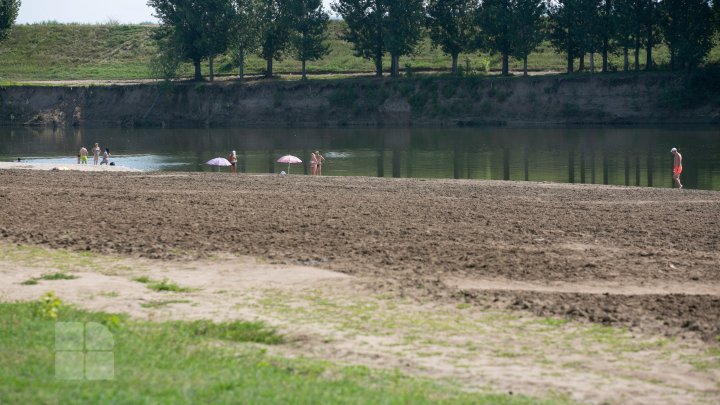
276,155,302,174
206,157,232,167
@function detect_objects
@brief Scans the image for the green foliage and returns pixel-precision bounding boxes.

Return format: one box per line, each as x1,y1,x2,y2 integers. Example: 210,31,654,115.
0,302,543,404
426,0,478,74
259,0,298,77
511,0,546,73
148,278,193,293
660,0,717,71
34,291,62,319
0,20,719,81
39,272,79,281
0,0,20,43
22,272,78,285
333,0,387,76
132,275,191,292
148,0,208,80
178,319,282,344
477,0,515,75
385,0,425,77
132,275,152,283
228,0,263,79
291,0,331,79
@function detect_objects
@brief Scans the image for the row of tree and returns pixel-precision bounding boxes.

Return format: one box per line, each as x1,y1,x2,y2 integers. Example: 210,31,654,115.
148,0,718,81
149,0,330,81
548,0,719,74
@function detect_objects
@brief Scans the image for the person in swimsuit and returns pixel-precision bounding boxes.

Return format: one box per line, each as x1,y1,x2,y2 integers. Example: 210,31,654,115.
92,143,101,165
79,146,88,164
310,152,318,175
671,147,683,189
100,148,110,165
314,150,326,176
228,150,238,172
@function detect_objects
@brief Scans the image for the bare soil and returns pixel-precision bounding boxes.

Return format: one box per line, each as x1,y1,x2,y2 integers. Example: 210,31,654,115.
1,250,718,405
0,170,719,340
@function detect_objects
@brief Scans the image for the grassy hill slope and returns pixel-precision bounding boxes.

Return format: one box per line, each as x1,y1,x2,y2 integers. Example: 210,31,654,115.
0,21,718,81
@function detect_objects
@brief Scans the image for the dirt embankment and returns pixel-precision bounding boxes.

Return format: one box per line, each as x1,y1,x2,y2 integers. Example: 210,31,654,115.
1,74,718,128
0,170,718,340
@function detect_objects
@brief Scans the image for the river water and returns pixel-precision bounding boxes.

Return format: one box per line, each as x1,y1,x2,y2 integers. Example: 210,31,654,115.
1,126,719,190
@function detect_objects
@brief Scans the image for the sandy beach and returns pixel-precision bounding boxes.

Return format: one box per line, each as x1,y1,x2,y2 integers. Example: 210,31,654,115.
0,169,718,340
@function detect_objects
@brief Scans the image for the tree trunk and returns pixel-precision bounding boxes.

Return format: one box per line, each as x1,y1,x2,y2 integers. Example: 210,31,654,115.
645,29,653,71
301,59,307,80
501,52,509,76
567,48,574,73
579,53,585,71
602,41,608,72
266,57,273,78
193,59,202,81
451,53,458,75
669,46,675,71
589,52,595,73
375,45,383,77
634,38,640,71
623,46,629,72
391,54,400,77
239,48,245,81
208,54,214,82
523,56,528,76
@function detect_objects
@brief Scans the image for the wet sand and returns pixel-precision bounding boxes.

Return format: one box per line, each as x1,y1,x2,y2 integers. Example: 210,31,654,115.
0,162,139,172
0,169,718,339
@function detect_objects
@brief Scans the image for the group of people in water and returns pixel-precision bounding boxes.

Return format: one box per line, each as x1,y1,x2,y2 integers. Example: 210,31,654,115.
226,149,326,175
310,150,325,175
78,143,111,165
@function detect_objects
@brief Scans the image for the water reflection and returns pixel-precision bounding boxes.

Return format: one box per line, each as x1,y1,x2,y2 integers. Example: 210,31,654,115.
1,126,719,190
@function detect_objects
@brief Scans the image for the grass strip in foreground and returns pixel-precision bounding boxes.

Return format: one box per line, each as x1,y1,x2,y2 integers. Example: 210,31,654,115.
0,301,554,404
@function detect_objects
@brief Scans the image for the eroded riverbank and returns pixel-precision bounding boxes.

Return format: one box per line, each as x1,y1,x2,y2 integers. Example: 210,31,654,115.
1,74,718,128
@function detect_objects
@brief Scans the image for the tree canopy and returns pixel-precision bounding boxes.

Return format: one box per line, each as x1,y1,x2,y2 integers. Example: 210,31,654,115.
0,0,21,43
426,0,477,75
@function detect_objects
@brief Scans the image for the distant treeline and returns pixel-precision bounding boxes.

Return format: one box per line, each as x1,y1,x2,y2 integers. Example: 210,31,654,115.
146,0,720,80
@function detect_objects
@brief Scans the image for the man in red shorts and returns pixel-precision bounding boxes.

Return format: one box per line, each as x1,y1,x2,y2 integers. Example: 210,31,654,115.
671,147,683,189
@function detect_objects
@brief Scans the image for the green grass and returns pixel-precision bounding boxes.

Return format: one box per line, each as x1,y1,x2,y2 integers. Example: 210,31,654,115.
38,273,79,281
21,272,79,285
132,275,152,284
132,276,193,293
0,22,718,80
0,301,548,404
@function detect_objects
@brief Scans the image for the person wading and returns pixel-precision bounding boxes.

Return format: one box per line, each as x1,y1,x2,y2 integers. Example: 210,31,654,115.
228,150,238,173
671,147,683,189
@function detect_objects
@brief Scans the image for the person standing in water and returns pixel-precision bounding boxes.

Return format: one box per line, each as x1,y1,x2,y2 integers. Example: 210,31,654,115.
79,146,89,165
228,150,238,172
100,148,111,165
310,151,318,175
92,143,101,165
314,150,326,176
671,147,683,189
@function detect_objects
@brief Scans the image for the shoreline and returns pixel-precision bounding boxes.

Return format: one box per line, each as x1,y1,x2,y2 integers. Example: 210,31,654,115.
0,162,140,172
2,74,717,128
